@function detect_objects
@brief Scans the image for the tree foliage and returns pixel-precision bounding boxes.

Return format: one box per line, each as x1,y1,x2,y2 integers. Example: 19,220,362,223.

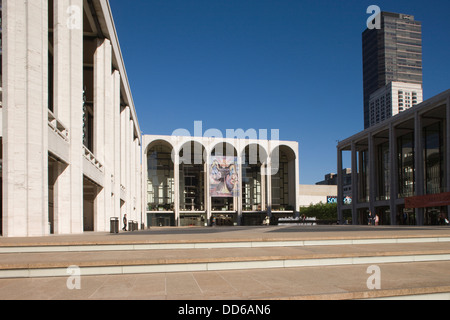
300,202,337,220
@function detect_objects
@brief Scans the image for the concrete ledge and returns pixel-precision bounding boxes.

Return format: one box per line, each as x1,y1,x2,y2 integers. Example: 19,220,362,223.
274,286,450,300
1,251,450,279
1,236,450,254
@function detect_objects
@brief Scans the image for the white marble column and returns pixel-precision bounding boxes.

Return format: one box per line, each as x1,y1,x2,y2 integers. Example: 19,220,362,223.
93,38,112,231
2,0,49,237
174,148,180,226
125,106,131,221
135,138,142,227
52,0,84,235
112,70,121,220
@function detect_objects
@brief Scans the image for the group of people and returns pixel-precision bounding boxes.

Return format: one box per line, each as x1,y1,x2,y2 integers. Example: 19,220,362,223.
368,211,380,226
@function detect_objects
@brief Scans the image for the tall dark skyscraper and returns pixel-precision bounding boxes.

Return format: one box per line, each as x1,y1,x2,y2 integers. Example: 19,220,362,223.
362,12,423,129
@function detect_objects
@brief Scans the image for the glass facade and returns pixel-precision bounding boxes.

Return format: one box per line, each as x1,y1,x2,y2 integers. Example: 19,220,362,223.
424,122,444,195
179,142,206,226
242,145,265,212
147,144,175,211
397,133,415,198
358,149,369,203
377,142,390,200
339,88,450,227
271,152,290,210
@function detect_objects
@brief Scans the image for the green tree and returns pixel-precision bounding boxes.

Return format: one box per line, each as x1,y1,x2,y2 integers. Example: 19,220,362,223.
300,202,337,220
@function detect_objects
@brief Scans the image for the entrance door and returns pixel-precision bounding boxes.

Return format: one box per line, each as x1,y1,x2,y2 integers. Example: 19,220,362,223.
83,177,97,232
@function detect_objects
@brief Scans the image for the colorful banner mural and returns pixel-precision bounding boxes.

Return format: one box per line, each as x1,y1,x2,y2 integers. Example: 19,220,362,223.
210,156,239,197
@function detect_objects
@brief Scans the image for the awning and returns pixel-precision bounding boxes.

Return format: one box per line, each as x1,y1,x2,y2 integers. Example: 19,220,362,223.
405,192,450,209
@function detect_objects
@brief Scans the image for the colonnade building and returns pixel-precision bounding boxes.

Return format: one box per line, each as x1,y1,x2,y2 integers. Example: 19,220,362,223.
337,90,450,226
0,0,142,237
142,136,299,227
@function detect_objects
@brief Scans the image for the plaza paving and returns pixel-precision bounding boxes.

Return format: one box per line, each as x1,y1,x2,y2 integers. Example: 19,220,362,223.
1,225,450,300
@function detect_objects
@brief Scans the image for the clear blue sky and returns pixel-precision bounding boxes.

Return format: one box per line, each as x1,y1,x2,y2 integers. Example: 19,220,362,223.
109,0,450,185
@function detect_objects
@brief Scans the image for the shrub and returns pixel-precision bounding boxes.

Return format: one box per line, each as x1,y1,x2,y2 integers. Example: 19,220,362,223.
300,202,338,220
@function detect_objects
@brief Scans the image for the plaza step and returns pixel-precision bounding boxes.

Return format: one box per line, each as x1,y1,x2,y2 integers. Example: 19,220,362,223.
1,237,450,279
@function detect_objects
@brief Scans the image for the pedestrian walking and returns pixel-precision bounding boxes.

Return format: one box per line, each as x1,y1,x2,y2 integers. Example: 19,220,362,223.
122,214,127,231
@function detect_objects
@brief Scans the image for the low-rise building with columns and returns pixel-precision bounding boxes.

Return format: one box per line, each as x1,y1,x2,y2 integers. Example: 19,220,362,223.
337,89,450,226
142,135,299,227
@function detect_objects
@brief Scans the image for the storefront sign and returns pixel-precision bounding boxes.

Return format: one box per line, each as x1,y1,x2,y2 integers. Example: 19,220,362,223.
405,192,450,209
327,196,352,205
327,196,338,204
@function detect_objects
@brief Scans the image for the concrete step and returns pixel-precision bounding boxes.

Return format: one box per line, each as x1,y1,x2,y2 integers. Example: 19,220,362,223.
1,241,450,279
1,234,450,254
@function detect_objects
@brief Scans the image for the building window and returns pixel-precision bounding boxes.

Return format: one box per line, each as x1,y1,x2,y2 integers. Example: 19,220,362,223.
271,146,296,211
242,145,267,211
377,142,390,200
358,149,369,202
397,133,415,198
179,142,206,213
147,143,175,211
424,122,444,195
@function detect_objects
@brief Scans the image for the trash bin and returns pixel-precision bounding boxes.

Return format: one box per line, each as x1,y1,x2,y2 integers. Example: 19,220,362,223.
134,221,139,231
110,217,119,234
128,221,134,232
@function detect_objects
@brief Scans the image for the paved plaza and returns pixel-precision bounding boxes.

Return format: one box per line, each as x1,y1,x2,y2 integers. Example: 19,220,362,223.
1,225,450,300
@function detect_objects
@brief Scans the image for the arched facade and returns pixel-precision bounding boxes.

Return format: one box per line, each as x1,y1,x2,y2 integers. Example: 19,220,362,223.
142,135,299,227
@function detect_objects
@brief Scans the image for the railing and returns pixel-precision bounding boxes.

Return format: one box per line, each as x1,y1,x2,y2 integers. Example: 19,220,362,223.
83,145,104,172
48,110,69,142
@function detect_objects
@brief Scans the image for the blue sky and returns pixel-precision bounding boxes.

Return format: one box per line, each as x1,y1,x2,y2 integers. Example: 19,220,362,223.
109,0,450,185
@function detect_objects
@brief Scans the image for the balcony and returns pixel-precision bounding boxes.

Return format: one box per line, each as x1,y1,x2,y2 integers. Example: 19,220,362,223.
48,110,69,142
83,145,103,173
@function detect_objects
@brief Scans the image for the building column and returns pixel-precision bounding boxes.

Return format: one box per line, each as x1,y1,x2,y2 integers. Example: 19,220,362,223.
120,106,131,224
53,0,84,234
266,159,273,217
112,70,121,221
141,137,148,228
337,147,343,224
446,96,450,216
351,142,358,224
93,38,112,231
125,109,131,222
174,146,180,226
414,112,424,225
2,0,49,237
260,164,266,213
237,146,242,225
368,133,376,217
205,145,211,224
389,123,398,225
135,138,142,228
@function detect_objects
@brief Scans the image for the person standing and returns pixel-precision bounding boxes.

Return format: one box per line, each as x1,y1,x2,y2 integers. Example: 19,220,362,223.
122,214,127,231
